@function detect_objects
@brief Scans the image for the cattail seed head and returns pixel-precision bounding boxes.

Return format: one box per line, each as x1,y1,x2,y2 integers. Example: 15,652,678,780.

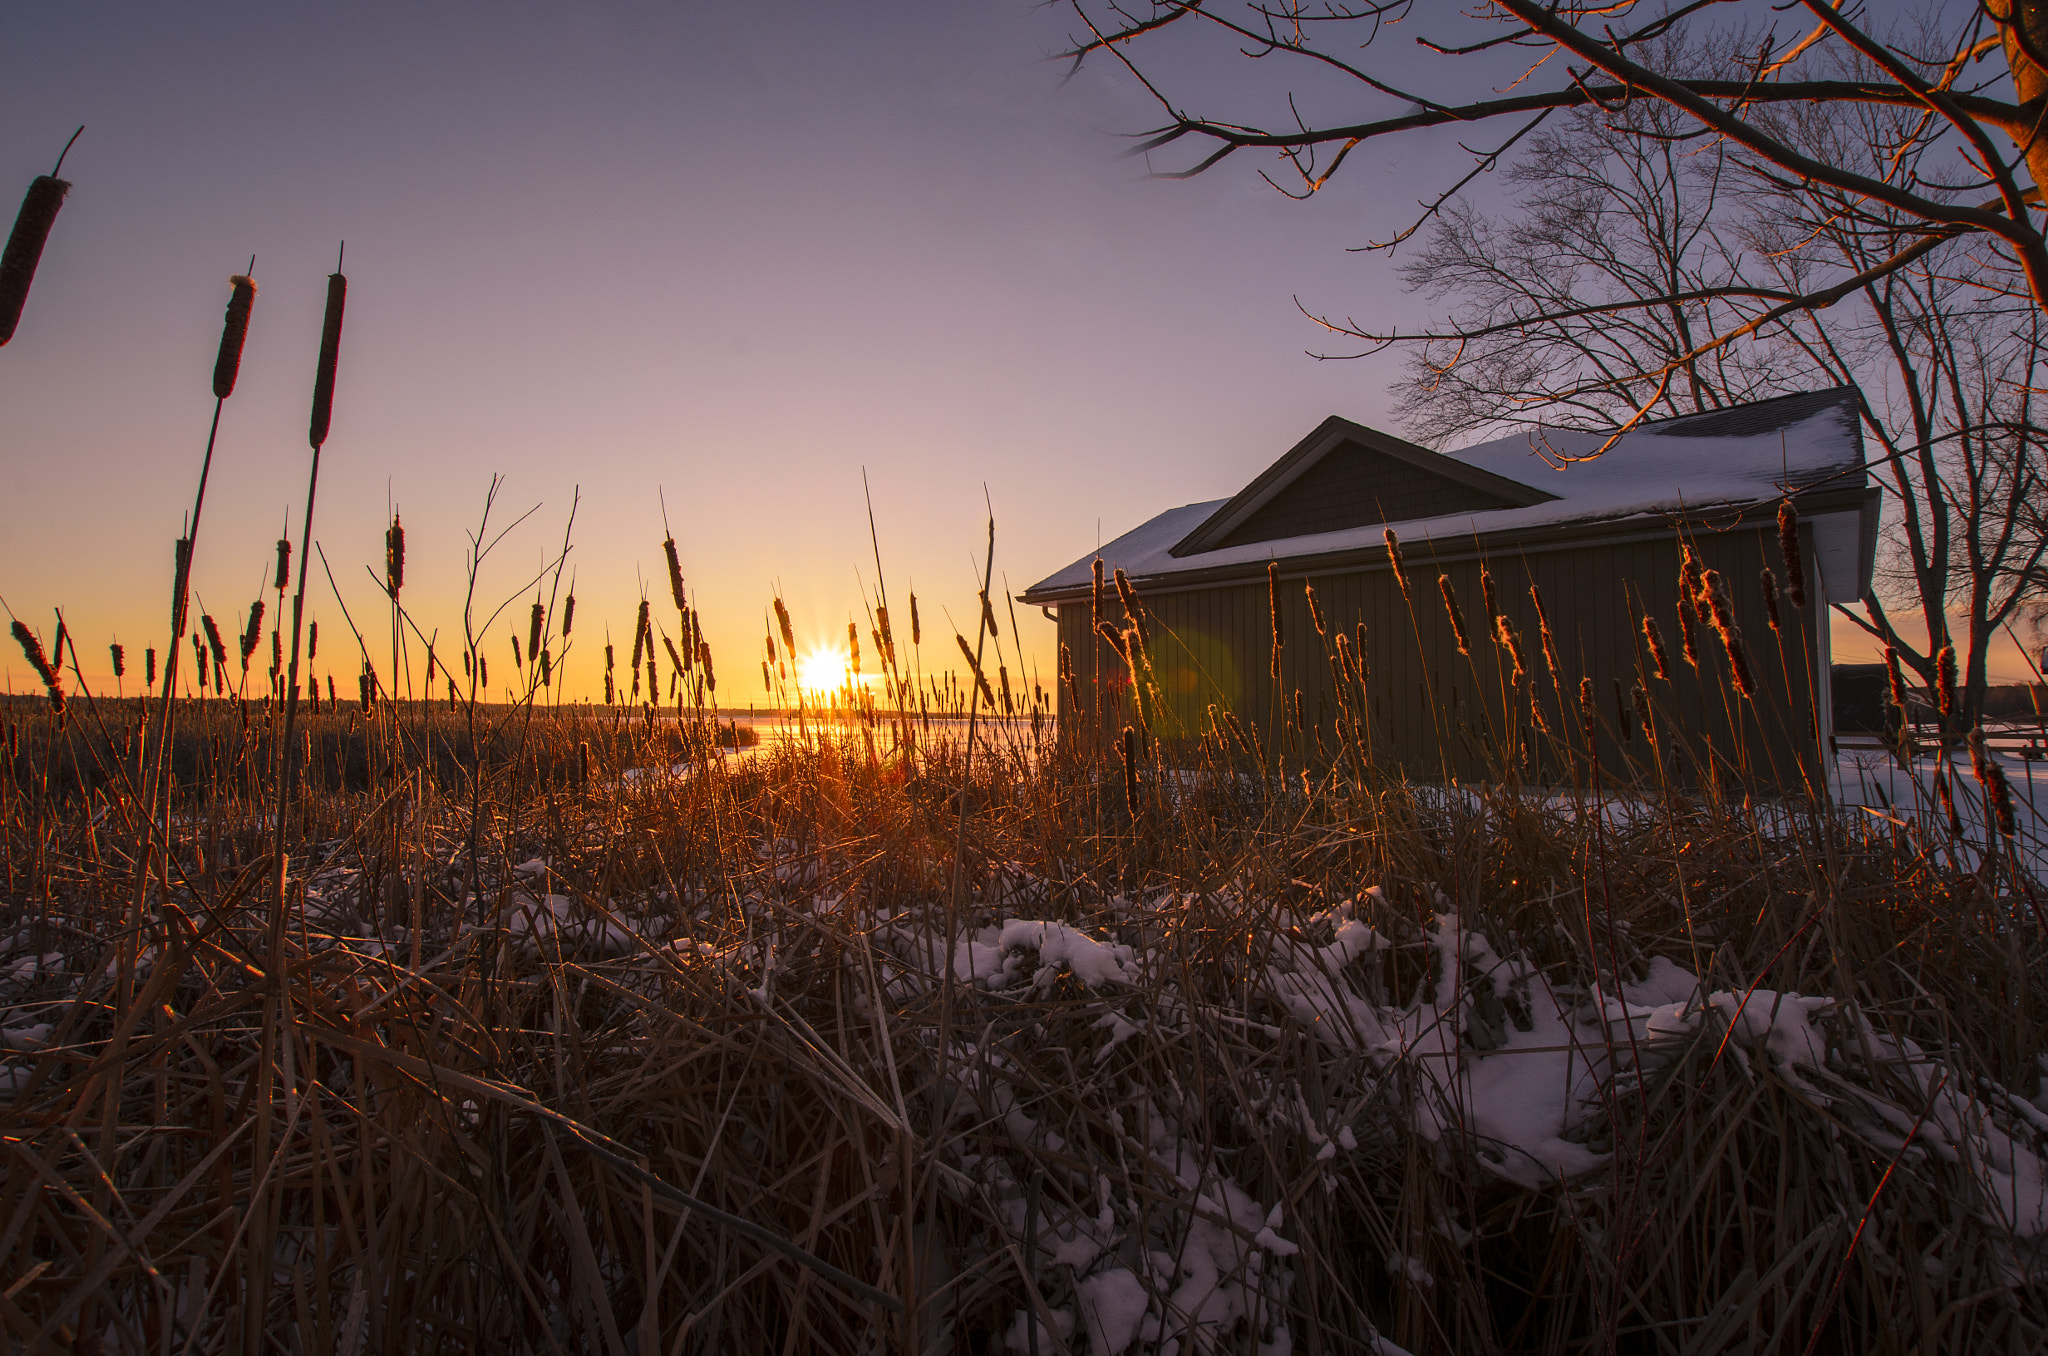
981,589,1001,639
271,628,282,676
201,615,227,669
662,635,684,678
631,600,652,671
528,601,544,664
1674,588,1699,670
699,644,716,693
1759,567,1781,631
1578,676,1598,746
309,270,346,450
145,647,156,688
213,275,256,398
12,621,64,712
1613,677,1635,744
1936,644,1957,725
385,514,404,597
664,537,686,612
538,648,551,687
848,621,862,675
1529,583,1561,684
109,642,124,679
1884,645,1908,710
1495,615,1527,686
773,598,795,656
240,598,265,665
647,658,657,697
1777,502,1805,607
908,592,921,646
1637,615,1669,681
954,633,996,707
1480,568,1500,624
1383,529,1408,596
0,173,71,347
1305,581,1327,638
1680,545,1706,614
1091,558,1105,636
273,536,291,593
562,593,575,638
1438,574,1470,655
308,620,318,661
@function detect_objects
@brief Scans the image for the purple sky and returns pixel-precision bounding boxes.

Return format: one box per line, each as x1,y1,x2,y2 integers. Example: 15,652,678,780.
0,2,2005,702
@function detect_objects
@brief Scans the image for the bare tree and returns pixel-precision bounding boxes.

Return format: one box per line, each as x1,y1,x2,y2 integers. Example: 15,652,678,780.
1062,0,2048,324
1371,66,2048,731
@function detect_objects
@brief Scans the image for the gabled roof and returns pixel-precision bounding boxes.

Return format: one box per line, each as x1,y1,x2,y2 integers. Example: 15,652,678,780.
1021,387,1875,604
1167,415,1558,556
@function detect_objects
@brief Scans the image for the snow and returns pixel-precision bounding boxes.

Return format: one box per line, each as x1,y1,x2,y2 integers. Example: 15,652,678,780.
1024,396,1864,600
1832,746,2048,878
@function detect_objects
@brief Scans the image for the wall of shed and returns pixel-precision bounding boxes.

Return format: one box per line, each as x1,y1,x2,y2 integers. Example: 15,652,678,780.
1056,525,1828,793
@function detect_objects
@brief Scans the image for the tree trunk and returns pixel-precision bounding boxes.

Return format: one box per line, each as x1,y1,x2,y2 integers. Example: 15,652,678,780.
1996,1,2048,206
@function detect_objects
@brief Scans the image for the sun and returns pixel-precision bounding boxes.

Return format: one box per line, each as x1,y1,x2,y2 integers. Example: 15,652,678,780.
796,647,852,695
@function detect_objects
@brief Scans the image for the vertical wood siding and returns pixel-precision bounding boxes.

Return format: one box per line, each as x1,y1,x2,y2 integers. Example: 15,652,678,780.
1053,525,1824,791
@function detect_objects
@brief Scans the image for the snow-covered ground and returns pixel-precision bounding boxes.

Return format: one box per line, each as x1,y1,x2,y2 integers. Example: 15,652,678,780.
1831,744,2048,878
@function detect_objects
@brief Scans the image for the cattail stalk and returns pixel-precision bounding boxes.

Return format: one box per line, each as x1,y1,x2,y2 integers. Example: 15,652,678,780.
1268,561,1284,684
1120,725,1140,817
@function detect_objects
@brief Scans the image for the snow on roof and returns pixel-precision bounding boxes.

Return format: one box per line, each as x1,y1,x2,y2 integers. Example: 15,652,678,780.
1024,389,1865,599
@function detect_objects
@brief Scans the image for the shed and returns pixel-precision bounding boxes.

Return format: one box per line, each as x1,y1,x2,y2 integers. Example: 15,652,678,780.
1019,388,1881,791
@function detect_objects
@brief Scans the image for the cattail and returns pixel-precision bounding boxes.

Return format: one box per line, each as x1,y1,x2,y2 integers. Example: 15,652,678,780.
1438,575,1470,655
848,621,861,675
240,598,265,667
562,593,575,638
1759,568,1781,631
1383,529,1408,596
632,600,652,672
1936,644,1957,726
908,592,922,646
1529,584,1561,684
538,648,551,687
1680,545,1706,614
145,648,156,689
271,628,282,678
308,620,318,660
527,600,545,664
955,634,996,707
1673,585,1700,670
512,633,523,669
11,621,64,713
647,659,657,700
0,163,72,346
109,642,124,679
52,617,67,673
1578,676,1598,747
385,514,404,598
1699,570,1755,697
1480,568,1500,625
761,660,771,692
999,664,1013,715
201,615,227,670
359,668,374,710
1120,725,1140,817
309,269,346,450
774,598,796,656
1970,727,2019,836
1884,645,1908,710
328,674,337,704
192,633,208,691
1091,558,1105,637
981,589,1000,639
1777,502,1805,607
1305,582,1327,638
271,536,291,593
664,536,686,611
213,274,256,398
876,604,894,666
1495,615,1527,686
1934,762,1962,836
663,635,685,677
1613,677,1635,744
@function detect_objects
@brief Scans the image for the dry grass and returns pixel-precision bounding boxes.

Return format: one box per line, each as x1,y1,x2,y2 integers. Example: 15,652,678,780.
2,651,2046,1354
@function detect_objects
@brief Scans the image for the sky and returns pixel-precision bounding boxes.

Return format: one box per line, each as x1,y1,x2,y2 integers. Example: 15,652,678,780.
0,1,2033,705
